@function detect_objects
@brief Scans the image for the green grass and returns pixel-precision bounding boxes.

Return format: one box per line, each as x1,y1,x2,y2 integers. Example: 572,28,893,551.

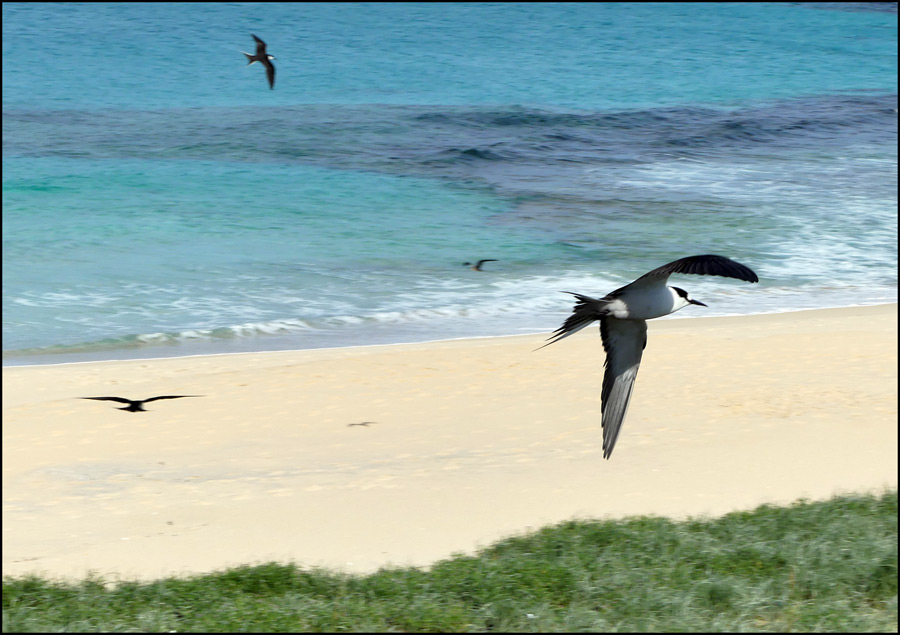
3,491,896,632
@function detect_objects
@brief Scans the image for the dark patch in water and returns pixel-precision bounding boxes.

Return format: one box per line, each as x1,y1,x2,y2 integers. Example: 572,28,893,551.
4,94,896,180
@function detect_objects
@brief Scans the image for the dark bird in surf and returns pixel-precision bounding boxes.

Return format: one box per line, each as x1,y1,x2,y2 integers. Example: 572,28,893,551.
242,34,276,89
347,422,377,427
539,254,758,460
464,259,497,272
81,396,202,412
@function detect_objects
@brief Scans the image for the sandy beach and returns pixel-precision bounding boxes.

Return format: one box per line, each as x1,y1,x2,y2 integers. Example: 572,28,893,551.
3,304,897,581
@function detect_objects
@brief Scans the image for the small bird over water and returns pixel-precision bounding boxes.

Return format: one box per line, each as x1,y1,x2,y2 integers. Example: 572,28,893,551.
81,395,202,412
242,34,276,89
464,259,497,272
540,254,758,459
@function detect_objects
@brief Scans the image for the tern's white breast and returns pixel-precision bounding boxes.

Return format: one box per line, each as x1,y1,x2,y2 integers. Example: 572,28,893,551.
617,284,681,320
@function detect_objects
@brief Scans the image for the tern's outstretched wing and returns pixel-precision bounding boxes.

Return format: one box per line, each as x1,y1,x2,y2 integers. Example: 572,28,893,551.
636,255,758,284
82,396,132,404
599,317,647,459
141,395,202,403
263,59,275,89
252,34,267,55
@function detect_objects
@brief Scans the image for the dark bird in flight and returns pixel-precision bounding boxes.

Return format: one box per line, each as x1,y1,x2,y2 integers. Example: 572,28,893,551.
464,259,497,271
81,395,202,412
539,254,758,459
347,421,377,427
242,34,276,89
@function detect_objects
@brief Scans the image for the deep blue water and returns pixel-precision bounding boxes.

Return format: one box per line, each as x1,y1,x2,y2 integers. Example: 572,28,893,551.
3,2,897,365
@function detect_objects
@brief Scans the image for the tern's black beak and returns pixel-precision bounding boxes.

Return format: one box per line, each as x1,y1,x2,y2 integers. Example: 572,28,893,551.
689,299,708,307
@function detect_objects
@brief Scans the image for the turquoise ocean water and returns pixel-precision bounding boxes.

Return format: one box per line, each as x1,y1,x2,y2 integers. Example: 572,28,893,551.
3,2,897,365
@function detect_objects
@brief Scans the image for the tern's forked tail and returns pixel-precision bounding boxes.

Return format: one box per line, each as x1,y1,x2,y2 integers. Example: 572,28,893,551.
242,52,256,65
536,292,609,350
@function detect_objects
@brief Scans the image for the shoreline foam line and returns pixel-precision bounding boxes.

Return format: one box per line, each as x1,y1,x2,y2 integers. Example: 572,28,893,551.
3,301,896,369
